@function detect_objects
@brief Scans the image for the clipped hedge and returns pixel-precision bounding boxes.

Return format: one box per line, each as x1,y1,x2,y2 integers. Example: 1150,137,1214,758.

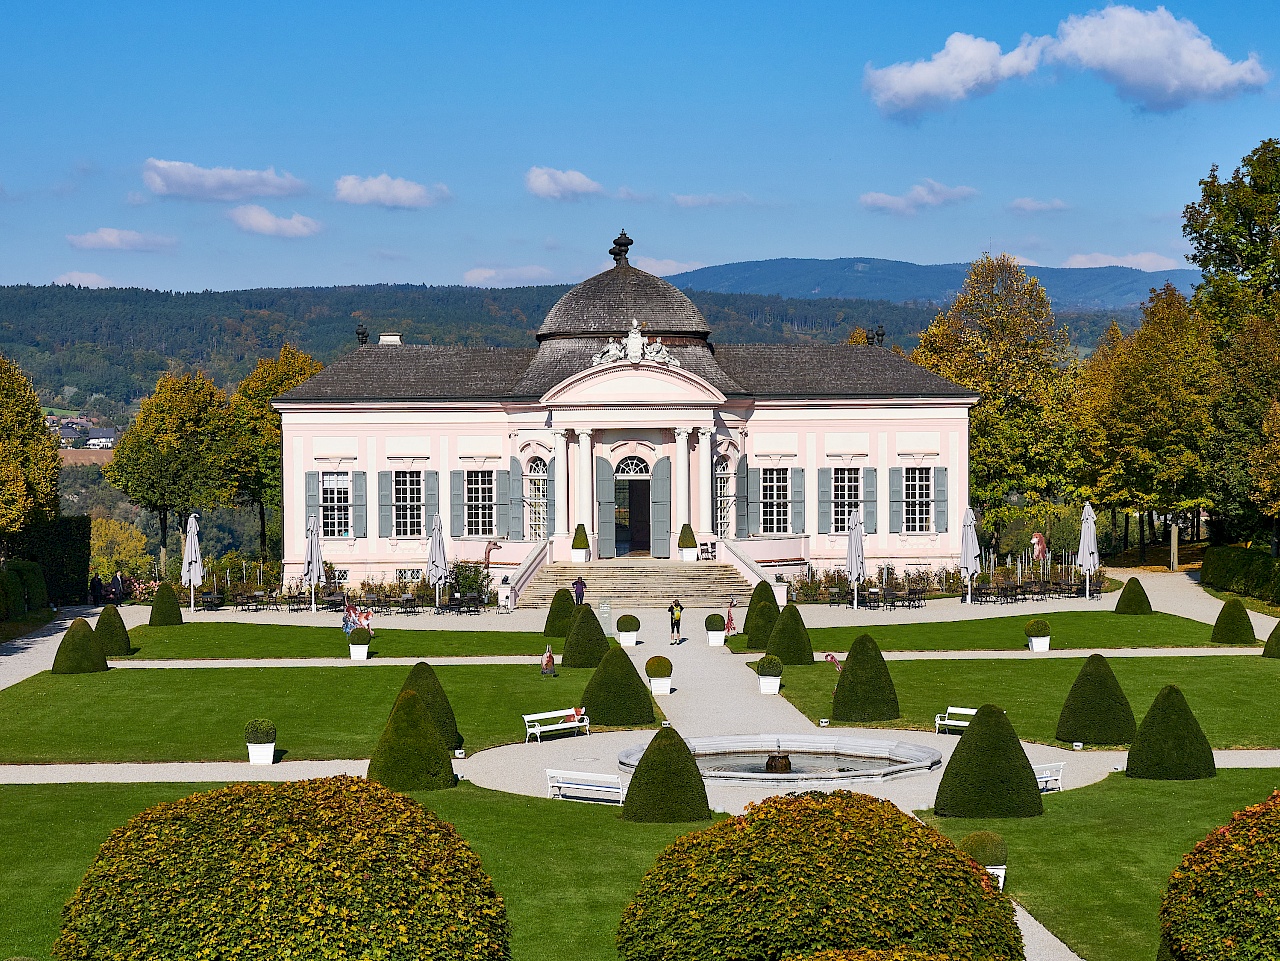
562,605,609,668
52,777,508,960
1055,653,1136,746
1023,619,1050,638
400,661,462,751
1114,577,1153,615
572,524,589,550
366,691,456,792
743,581,779,651
620,726,712,824
348,626,371,646
1209,597,1255,645
959,831,1008,867
244,719,276,743
705,613,725,631
765,603,814,665
1265,622,1280,659
544,588,576,637
1199,544,1280,606
94,605,131,657
617,614,640,633
0,569,22,620
645,655,672,679
581,645,654,726
1158,789,1280,961
148,582,182,627
1127,685,1216,781
617,791,1021,961
935,704,1043,819
832,633,899,723
5,560,48,610
51,618,107,675
678,523,697,549
755,654,783,677
3,514,91,606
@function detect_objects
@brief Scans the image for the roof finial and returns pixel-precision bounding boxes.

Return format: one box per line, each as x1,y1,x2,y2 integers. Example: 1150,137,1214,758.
609,230,632,266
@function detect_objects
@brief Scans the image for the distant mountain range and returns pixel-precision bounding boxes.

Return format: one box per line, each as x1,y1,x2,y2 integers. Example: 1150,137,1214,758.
666,257,1201,311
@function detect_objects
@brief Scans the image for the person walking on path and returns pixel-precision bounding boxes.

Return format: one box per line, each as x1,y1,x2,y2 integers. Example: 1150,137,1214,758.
725,597,737,636
109,570,125,603
572,576,586,606
89,574,103,606
668,598,683,643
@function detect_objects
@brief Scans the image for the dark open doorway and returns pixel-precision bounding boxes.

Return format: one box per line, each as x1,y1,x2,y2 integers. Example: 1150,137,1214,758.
615,479,651,555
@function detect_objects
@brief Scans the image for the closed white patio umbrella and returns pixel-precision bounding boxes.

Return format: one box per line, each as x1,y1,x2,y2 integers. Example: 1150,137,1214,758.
960,507,981,604
302,515,325,613
1078,502,1100,600
181,514,204,613
427,513,449,607
846,510,867,610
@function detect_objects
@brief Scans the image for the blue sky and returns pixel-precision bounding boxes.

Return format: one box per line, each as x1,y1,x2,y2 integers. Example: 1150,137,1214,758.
1,1,1277,291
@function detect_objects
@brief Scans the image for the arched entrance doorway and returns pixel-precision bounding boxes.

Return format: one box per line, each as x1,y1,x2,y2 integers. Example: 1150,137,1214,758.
614,456,651,555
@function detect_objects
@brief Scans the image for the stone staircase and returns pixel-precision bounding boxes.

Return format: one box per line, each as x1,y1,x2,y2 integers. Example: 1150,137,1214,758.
516,558,755,609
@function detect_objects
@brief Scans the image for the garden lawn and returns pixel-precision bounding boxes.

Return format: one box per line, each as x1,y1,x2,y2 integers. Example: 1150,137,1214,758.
928,770,1280,961
0,665,610,763
126,622,555,658
781,654,1280,748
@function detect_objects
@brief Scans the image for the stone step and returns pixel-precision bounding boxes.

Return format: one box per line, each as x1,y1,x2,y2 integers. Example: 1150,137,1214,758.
516,560,755,609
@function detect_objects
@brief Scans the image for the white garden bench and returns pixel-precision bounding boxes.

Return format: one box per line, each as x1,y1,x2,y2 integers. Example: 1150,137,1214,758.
934,706,978,734
1034,762,1064,793
523,708,590,743
546,769,624,804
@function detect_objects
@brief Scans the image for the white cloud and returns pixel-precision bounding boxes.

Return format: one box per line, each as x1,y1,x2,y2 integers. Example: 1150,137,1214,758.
463,265,555,286
1063,251,1181,271
334,174,450,208
1009,254,1043,267
54,271,111,288
616,186,655,202
1008,197,1068,214
228,205,321,238
632,256,706,276
524,166,603,201
67,227,175,251
143,158,305,201
671,192,753,208
859,179,977,215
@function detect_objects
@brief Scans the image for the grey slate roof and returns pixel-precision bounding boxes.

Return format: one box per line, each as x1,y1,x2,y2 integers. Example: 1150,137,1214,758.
513,339,744,396
711,344,977,399
537,263,710,341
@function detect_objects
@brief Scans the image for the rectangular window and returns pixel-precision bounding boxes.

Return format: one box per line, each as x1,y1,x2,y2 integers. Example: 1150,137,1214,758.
904,466,932,533
332,569,349,585
396,568,424,582
394,470,423,538
714,471,733,537
465,470,495,536
321,472,351,538
527,475,548,540
761,467,790,534
832,467,861,533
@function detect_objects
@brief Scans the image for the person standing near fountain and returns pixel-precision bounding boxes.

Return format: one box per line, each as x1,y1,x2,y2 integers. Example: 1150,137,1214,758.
668,599,683,644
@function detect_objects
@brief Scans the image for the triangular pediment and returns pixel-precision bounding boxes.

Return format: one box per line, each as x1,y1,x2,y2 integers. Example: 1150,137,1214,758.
540,361,725,407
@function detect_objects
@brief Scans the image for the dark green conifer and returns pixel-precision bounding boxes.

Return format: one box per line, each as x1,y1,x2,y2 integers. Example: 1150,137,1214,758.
366,690,456,792
399,661,462,751
742,581,779,650
620,726,712,823
52,618,107,674
149,582,183,627
764,603,814,665
1114,577,1153,615
934,704,1043,818
581,646,655,725
544,588,576,637
1210,597,1256,645
1264,621,1280,659
94,604,131,657
1126,685,1216,781
831,633,899,722
1055,653,1136,745
562,604,609,668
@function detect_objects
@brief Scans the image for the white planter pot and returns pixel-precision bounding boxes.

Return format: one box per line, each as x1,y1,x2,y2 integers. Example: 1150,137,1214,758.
618,630,639,646
247,741,275,765
570,548,589,563
649,677,672,695
759,676,781,695
349,643,369,660
679,547,698,562
1027,636,1050,653
987,865,1007,890
707,630,725,647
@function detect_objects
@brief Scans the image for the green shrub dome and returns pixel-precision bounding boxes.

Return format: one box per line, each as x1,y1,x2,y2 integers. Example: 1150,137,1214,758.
52,777,508,960
51,618,107,675
743,581,779,650
148,582,183,627
348,626,371,645
1209,597,1255,645
1265,621,1280,659
705,613,725,631
831,633,900,723
755,654,783,677
1126,685,1216,781
645,655,672,678
1115,577,1153,615
1023,619,1050,638
678,524,697,549
1158,789,1280,961
617,791,1021,961
561,605,609,668
400,661,462,751
366,691,456,792
935,704,1043,819
619,726,712,824
543,588,577,637
1055,653,1136,745
765,603,814,665
244,719,276,743
572,523,589,550
958,831,1008,867
581,646,654,725
617,614,640,632
94,604,130,657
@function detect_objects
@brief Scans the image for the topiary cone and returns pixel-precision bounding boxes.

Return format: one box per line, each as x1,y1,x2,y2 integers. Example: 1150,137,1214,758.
621,726,712,823
934,704,1043,818
1055,653,1136,745
544,588,576,637
742,581,779,650
562,604,609,668
149,582,183,627
1126,684,1216,781
1210,597,1256,645
1264,622,1280,659
832,633,899,722
581,645,654,726
400,661,462,751
366,690,456,792
51,617,108,675
764,603,814,666
1114,577,1153,615
94,604,131,657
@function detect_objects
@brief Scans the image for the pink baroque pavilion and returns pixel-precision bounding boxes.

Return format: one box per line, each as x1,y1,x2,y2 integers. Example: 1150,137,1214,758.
274,233,977,592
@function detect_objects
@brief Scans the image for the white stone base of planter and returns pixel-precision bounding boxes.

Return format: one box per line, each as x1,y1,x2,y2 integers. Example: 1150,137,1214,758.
570,548,589,563
707,630,725,647
759,676,781,695
618,630,639,646
247,742,275,765
349,644,369,660
679,547,698,562
649,677,672,695
987,865,1007,889
1027,636,1051,653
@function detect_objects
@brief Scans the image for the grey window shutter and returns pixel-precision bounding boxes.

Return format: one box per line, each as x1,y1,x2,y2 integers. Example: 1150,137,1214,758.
595,456,615,558
305,472,319,527
734,457,749,538
817,467,832,534
651,456,672,558
496,470,511,537
889,467,904,534
351,471,368,538
862,468,878,534
790,467,805,535
933,466,949,533
747,468,762,536
423,471,439,531
450,470,465,538
378,471,393,538
509,457,524,541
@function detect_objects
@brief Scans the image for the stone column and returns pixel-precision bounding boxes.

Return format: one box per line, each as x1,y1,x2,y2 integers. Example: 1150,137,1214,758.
577,429,594,534
698,427,714,536
552,430,569,536
674,427,691,534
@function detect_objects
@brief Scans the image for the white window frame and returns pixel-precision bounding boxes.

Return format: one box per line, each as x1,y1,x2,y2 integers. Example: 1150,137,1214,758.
321,472,351,538
466,469,496,537
394,470,423,538
396,568,424,582
714,455,734,537
832,467,861,533
904,466,932,534
761,467,789,535
526,457,548,541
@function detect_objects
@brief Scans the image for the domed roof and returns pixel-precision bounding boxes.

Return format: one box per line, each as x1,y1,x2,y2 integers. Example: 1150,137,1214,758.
536,232,711,342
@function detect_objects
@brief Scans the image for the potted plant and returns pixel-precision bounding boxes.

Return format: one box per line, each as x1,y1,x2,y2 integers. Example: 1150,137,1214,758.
756,654,783,694
1024,618,1051,653
245,718,276,765
571,524,590,563
678,524,698,562
959,830,1008,890
617,614,640,646
705,613,726,647
348,626,371,660
646,655,673,695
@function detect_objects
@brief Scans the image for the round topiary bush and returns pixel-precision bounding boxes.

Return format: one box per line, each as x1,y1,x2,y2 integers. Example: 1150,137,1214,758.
1158,789,1280,961
1055,653,1136,745
366,690,456,792
765,603,814,665
934,704,1043,819
832,633,899,723
619,726,712,823
581,645,654,725
51,777,508,960
561,605,609,668
1209,597,1255,645
1265,621,1280,659
754,654,783,677
1126,684,1216,781
400,661,462,751
348,626,371,646
645,655,672,679
1114,577,1153,615
544,588,576,637
617,791,1021,961
705,613,725,631
617,614,640,633
148,582,183,627
743,581,779,650
93,604,130,657
51,618,107,675
1023,618,1050,638
958,831,1008,867
243,719,276,743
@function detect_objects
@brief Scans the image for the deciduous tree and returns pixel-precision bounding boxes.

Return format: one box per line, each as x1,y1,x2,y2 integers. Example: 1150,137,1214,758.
90,515,152,578
0,353,59,536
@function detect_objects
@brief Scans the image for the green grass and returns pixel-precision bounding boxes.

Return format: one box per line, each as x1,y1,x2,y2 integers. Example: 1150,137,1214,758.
0,665,605,762
0,609,56,645
928,770,1280,961
781,654,1280,748
1201,583,1280,619
126,622,556,658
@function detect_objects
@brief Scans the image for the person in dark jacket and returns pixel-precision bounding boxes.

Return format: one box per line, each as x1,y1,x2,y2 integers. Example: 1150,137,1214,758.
89,574,103,606
109,571,125,602
572,575,586,605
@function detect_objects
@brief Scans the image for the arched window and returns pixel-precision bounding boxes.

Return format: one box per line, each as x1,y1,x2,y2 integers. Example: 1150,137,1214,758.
714,454,734,537
615,455,650,477
526,457,548,540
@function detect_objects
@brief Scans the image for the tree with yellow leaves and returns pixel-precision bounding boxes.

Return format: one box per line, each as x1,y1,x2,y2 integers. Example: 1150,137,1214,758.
1251,401,1280,555
0,353,60,537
